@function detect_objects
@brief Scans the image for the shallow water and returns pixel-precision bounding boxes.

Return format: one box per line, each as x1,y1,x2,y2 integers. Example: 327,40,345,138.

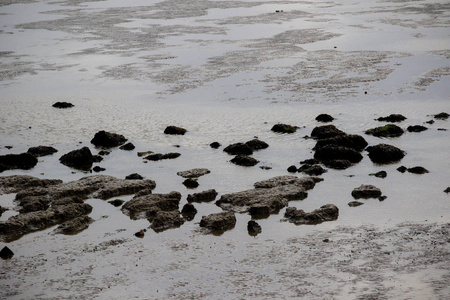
0,0,449,298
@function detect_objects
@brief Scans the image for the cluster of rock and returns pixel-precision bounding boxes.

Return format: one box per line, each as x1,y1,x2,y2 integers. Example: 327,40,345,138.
223,139,269,167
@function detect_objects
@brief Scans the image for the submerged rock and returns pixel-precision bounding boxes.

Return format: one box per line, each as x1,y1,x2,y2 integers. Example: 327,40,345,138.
0,153,38,172
283,204,339,225
366,144,405,164
150,211,184,232
187,189,218,203
121,191,181,220
223,143,253,155
365,124,404,138
164,126,187,135
271,123,297,134
230,155,259,167
91,130,127,148
200,211,236,231
27,146,58,157
376,114,406,122
54,215,94,234
52,102,74,109
315,114,334,123
177,168,211,178
351,184,382,199
59,147,94,170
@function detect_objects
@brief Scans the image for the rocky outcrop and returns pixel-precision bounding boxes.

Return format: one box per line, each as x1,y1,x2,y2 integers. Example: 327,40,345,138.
54,215,94,234
91,130,127,148
199,211,236,232
271,123,297,133
376,114,406,122
365,124,404,138
297,164,327,176
351,184,382,199
121,191,181,220
177,168,211,178
27,146,58,157
164,126,187,135
0,153,38,172
366,144,405,164
59,147,95,170
187,189,218,203
282,204,339,225
0,175,62,194
216,176,322,214
150,211,185,232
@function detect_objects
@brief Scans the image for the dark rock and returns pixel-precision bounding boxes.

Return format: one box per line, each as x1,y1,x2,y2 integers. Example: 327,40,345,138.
210,142,221,149
98,150,110,156
348,201,364,207
287,165,297,173
0,203,93,239
366,144,405,164
92,155,103,163
351,184,382,199
300,158,320,165
376,114,406,122
313,134,368,151
397,166,408,173
18,197,50,213
183,178,199,189
249,205,271,218
245,139,269,151
426,120,435,124
369,171,387,178
378,196,387,201
315,114,334,123
137,151,153,157
51,196,84,206
434,112,449,120
223,143,253,155
0,206,6,217
108,199,125,207
119,142,135,150
247,220,262,236
259,166,272,170
144,153,181,161
283,204,339,225
407,166,429,174
407,125,428,133
199,211,236,231
181,203,197,220
187,189,218,203
217,176,322,213
93,166,105,172
0,246,14,259
125,173,143,180
135,230,145,238
150,211,184,232
271,123,297,134
177,168,210,178
121,191,181,220
311,125,345,139
91,130,127,148
59,147,94,170
365,124,404,138
0,175,62,194
0,153,38,172
230,155,259,167
54,215,94,234
444,187,450,193
27,146,58,157
314,145,363,163
164,126,187,135
52,102,74,109
298,164,327,176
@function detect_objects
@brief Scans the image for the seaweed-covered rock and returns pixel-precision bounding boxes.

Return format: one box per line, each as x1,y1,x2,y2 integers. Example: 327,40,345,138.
164,126,187,135
271,123,297,134
199,211,236,231
315,114,334,123
434,112,449,120
247,220,262,236
187,189,218,203
177,168,210,178
0,153,38,172
311,125,345,139
59,147,94,170
376,114,406,122
223,143,253,155
54,215,94,234
407,166,429,174
313,134,368,151
91,130,127,147
245,139,269,151
230,155,259,167
121,191,181,220
150,211,184,232
52,102,74,109
365,124,404,138
27,146,58,157
407,125,427,133
283,204,339,225
351,184,382,199
366,144,405,164
119,142,135,150
314,145,363,163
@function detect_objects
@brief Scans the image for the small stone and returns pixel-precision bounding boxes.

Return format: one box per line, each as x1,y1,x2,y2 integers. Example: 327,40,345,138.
348,201,364,207
271,123,297,134
210,142,221,149
376,114,406,122
125,173,144,180
407,125,427,133
93,166,105,172
119,142,135,150
135,230,145,238
52,102,74,109
444,187,450,193
287,165,297,173
433,112,449,120
164,126,187,135
108,199,125,207
230,155,259,167
315,114,334,123
369,171,387,178
407,166,429,174
183,178,199,189
0,246,14,259
397,166,407,173
181,203,197,221
247,220,262,236
351,184,382,199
